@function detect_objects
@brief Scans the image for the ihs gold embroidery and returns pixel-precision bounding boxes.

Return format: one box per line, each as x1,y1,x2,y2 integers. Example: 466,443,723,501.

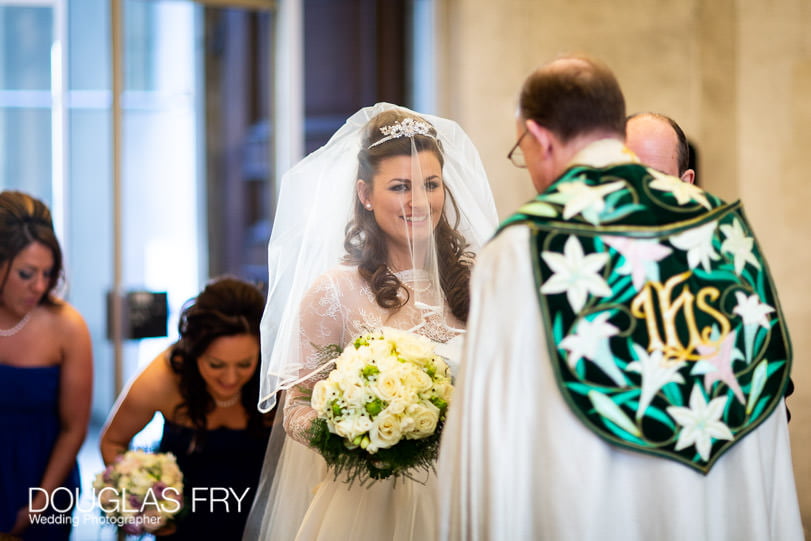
630,271,730,364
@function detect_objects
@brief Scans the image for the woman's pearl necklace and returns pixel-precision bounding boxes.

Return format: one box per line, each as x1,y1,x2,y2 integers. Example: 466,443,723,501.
0,312,32,338
215,394,241,408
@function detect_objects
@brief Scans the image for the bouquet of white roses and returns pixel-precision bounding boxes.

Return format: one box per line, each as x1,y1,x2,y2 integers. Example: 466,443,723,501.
308,327,454,482
93,450,184,535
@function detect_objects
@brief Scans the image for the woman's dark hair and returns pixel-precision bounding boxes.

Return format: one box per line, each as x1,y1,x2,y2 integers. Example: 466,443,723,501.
0,191,63,305
344,110,474,322
169,276,268,446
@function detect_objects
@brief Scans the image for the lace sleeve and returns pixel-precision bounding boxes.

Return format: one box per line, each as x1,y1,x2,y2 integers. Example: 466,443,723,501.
282,271,346,445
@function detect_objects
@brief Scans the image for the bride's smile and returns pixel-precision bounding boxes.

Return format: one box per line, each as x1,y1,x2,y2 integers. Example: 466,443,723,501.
356,150,445,263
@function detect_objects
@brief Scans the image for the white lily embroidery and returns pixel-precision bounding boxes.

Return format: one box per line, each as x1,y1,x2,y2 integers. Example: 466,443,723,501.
560,312,619,368
667,385,734,461
648,169,711,209
720,218,761,275
626,344,685,420
560,312,625,384
546,179,625,224
733,291,774,363
541,235,612,313
669,222,720,273
733,291,774,328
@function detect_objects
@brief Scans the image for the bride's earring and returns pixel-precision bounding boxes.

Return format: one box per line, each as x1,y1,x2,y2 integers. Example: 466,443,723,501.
365,203,373,210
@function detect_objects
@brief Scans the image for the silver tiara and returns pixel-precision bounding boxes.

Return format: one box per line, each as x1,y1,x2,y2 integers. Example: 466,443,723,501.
368,118,435,148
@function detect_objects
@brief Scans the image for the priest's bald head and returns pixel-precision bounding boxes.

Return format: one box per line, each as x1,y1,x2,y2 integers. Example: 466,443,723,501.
626,112,695,184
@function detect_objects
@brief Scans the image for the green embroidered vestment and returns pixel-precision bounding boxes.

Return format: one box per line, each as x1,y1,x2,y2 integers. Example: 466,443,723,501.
500,163,792,473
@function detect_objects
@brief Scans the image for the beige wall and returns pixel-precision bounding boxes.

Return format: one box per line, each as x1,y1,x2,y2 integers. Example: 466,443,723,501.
436,0,810,532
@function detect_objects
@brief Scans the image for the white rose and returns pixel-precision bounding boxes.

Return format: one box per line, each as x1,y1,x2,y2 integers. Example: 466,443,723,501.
401,365,433,394
367,410,403,452
381,327,413,347
367,337,395,362
373,370,407,402
386,329,435,364
374,353,398,372
333,355,350,372
311,380,329,412
385,397,409,415
324,380,344,404
432,358,451,379
342,380,370,407
353,414,373,435
399,413,415,433
328,367,351,389
333,414,364,440
428,380,453,403
404,401,440,439
354,348,377,367
335,348,367,373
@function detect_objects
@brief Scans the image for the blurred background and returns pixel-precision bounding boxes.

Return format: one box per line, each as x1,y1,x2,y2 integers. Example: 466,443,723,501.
1,0,808,538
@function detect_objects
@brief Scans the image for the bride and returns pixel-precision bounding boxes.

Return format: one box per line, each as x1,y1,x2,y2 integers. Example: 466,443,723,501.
244,103,497,540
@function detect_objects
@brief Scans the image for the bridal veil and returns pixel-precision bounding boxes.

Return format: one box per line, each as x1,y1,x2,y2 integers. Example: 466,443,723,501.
244,102,497,539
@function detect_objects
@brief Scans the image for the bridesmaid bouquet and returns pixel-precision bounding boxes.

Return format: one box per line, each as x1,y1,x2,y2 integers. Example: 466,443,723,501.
92,450,184,535
308,327,454,483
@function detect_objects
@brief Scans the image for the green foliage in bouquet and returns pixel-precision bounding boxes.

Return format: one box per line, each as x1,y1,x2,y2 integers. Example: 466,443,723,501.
308,417,443,483
306,327,454,485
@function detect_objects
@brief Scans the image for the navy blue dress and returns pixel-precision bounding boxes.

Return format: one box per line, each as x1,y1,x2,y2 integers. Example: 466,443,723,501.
0,364,80,540
158,419,270,540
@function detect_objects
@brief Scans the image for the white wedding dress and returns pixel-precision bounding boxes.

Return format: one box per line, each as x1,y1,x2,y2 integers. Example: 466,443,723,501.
244,103,499,541
256,265,464,541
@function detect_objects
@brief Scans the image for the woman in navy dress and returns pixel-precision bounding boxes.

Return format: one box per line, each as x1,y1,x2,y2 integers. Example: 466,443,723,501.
100,277,273,539
0,191,93,540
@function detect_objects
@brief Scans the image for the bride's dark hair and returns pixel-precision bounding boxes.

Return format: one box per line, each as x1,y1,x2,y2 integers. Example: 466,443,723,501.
344,110,474,322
